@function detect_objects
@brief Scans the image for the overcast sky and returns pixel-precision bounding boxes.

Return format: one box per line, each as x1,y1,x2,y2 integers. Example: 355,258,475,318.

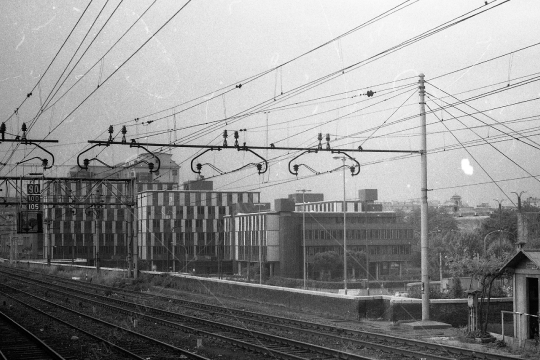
1,0,539,208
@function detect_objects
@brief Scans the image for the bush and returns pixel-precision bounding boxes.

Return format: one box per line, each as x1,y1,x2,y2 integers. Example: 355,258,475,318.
448,277,465,298
265,276,302,288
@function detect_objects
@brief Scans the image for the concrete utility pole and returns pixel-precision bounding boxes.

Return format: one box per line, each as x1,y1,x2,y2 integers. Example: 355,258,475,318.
131,178,138,279
419,74,430,321
297,189,311,289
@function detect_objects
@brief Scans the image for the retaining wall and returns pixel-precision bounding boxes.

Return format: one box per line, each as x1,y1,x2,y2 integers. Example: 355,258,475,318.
4,261,513,326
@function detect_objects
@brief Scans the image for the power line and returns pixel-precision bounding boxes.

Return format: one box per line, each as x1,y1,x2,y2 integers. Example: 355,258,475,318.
2,0,95,125
424,101,515,206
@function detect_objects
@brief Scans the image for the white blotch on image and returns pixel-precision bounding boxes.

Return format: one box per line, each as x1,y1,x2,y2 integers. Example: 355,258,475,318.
269,53,280,67
73,7,81,12
32,15,56,32
461,158,474,175
15,34,25,50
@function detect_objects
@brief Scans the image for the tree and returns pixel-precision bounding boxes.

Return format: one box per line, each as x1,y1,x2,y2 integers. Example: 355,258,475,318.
311,251,342,280
446,252,511,335
346,251,367,279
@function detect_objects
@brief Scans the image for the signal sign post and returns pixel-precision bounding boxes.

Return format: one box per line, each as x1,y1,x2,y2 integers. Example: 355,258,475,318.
27,184,41,210
18,184,43,234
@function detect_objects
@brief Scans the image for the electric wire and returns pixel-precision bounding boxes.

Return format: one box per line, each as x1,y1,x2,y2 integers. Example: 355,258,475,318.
424,102,515,206
2,0,95,125
29,0,125,131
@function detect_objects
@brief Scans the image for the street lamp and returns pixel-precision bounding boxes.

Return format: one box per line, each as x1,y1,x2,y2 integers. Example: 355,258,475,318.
254,203,266,285
483,229,514,255
172,226,188,273
511,191,526,211
333,155,347,295
43,217,52,265
296,189,311,289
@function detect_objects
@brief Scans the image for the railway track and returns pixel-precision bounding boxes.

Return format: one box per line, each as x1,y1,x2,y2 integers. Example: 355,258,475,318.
1,281,376,360
0,310,66,360
0,266,521,360
0,284,212,360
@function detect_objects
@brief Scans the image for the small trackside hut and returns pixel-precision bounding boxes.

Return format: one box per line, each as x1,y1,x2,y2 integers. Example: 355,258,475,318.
499,249,540,343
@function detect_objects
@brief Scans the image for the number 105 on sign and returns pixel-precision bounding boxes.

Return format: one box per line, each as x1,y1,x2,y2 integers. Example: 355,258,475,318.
27,203,41,210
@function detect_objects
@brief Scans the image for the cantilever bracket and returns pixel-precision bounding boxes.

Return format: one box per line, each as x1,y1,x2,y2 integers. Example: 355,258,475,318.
190,146,268,176
17,142,55,169
236,146,268,175
77,143,110,170
331,150,361,176
191,148,222,174
129,141,161,173
289,149,361,176
288,150,318,176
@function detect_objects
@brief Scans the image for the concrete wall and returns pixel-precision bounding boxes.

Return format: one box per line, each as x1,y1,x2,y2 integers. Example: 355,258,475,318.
165,274,512,326
173,274,360,319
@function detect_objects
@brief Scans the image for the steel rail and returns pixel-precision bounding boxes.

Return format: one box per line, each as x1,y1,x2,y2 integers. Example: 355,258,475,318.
0,284,210,360
0,310,66,360
1,267,522,360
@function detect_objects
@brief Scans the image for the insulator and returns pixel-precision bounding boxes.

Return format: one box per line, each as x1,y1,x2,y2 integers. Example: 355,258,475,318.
234,131,239,139
326,133,330,142
83,159,90,169
0,123,5,140
350,166,355,175
223,130,228,147
121,126,127,143
42,159,48,168
22,123,27,132
108,125,113,134
318,133,322,141
148,162,154,171
256,163,262,173
196,163,202,172
293,164,299,174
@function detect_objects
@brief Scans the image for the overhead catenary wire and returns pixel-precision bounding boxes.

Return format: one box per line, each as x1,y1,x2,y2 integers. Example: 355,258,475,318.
51,0,510,181
424,102,515,206
2,0,95,125
9,1,192,176
426,92,540,186
28,0,125,131
133,0,510,154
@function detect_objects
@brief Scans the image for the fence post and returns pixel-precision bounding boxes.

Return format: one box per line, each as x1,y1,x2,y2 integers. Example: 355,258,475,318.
501,311,505,343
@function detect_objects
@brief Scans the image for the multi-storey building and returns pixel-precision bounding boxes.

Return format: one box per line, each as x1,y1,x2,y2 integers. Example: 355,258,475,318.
137,180,261,272
225,190,415,280
44,152,179,267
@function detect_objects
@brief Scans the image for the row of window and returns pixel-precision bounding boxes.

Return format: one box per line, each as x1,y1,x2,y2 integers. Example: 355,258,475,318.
305,228,413,240
141,191,259,207
144,206,230,219
306,245,411,256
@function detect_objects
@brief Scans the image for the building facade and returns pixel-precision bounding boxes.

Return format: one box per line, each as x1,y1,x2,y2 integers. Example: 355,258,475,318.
43,152,180,267
137,180,261,271
225,197,415,280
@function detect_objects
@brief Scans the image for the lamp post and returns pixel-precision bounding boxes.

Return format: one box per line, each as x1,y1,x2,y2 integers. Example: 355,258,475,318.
5,214,15,264
172,226,187,273
483,229,514,255
254,203,266,285
296,189,311,289
493,199,504,257
333,156,347,295
43,217,52,266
